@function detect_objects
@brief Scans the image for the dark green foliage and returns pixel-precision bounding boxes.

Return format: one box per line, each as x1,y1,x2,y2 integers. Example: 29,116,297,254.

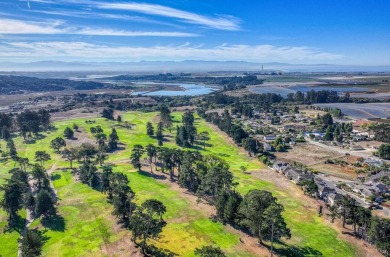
159,104,173,130
130,199,167,253
31,164,48,190
6,139,18,160
130,145,144,171
101,108,114,120
178,151,201,192
373,123,390,143
378,144,390,159
35,189,55,217
298,179,318,196
239,190,290,244
50,137,66,153
16,110,50,139
0,168,29,222
0,113,13,129
109,172,135,223
176,111,197,148
34,151,51,166
77,143,97,163
79,162,99,187
63,127,74,139
215,190,242,224
146,122,154,137
156,122,164,146
195,245,226,257
196,156,233,199
1,125,11,140
20,229,44,257
368,216,390,256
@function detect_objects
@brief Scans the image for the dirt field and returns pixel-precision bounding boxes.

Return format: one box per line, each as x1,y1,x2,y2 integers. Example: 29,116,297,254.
275,143,345,166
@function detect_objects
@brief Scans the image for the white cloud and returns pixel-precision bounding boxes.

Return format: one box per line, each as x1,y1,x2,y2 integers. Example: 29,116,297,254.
0,41,343,63
0,18,197,37
96,2,241,31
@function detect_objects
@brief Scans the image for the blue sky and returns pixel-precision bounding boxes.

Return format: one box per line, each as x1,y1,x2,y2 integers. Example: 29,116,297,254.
0,0,389,65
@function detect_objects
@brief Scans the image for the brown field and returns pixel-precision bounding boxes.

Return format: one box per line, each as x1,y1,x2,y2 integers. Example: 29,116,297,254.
275,143,344,166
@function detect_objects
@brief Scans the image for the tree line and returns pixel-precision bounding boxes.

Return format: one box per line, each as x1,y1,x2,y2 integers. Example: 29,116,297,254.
128,143,291,254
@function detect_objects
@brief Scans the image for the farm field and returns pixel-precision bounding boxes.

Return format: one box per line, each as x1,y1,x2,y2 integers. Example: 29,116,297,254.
314,103,390,119
0,111,366,256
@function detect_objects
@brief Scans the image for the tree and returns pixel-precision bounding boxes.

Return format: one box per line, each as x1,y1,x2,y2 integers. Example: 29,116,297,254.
101,164,113,195
96,152,108,166
72,123,79,130
145,144,157,173
378,144,390,159
146,122,154,137
196,156,233,199
35,189,55,217
368,216,390,256
102,108,114,120
195,245,226,257
198,131,210,150
79,161,99,187
298,178,318,196
20,229,44,257
159,104,172,130
109,172,135,223
50,137,66,153
63,127,74,139
215,190,242,224
35,151,51,166
108,128,119,151
6,139,18,160
239,190,283,244
130,145,144,171
77,143,97,163
130,199,167,253
62,148,77,169
323,127,334,141
18,157,30,172
156,122,164,146
31,164,47,189
1,126,11,140
0,169,29,222
262,204,291,256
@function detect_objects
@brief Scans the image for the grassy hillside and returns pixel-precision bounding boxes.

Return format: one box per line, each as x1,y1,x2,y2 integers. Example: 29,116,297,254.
0,111,358,256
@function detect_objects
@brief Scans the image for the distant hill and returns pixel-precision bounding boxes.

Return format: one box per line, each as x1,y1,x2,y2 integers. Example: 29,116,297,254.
0,75,105,94
1,60,390,73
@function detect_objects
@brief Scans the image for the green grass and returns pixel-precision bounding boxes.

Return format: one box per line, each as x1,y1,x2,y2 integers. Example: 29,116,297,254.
0,111,359,256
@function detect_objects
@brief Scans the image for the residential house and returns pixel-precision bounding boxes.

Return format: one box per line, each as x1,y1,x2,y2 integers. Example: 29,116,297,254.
272,162,290,172
317,184,335,199
326,193,343,206
263,142,272,151
264,135,277,141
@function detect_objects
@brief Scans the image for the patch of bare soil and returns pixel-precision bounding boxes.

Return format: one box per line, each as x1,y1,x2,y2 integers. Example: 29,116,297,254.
51,108,102,122
275,143,344,166
100,236,142,257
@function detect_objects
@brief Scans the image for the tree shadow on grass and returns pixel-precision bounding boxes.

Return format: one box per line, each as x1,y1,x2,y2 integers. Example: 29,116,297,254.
138,170,167,180
144,244,177,257
4,214,25,234
50,173,61,181
272,242,323,257
41,213,66,232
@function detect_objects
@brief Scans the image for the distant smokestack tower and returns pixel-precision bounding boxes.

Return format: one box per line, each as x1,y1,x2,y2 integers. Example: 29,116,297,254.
262,65,264,71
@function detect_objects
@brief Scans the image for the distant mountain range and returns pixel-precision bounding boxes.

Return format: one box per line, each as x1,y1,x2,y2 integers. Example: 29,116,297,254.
0,60,390,73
